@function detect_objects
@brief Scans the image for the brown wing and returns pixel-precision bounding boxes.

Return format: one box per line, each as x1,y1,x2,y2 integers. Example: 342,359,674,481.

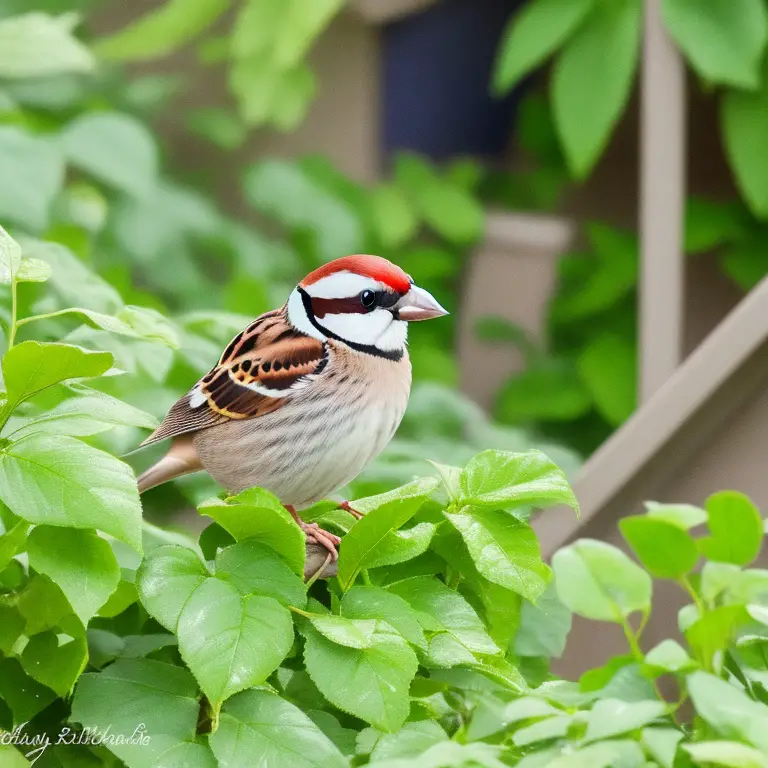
142,308,328,445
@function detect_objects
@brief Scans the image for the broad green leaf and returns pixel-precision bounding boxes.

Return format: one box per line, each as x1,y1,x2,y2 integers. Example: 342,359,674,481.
687,671,768,752
337,478,438,591
187,107,247,150
515,582,572,659
153,743,217,768
699,491,763,566
552,539,652,622
199,489,305,575
386,576,499,655
215,539,306,607
210,689,346,768
71,659,200,766
97,579,138,617
513,714,572,746
16,258,51,283
359,522,436,571
547,740,645,768
370,720,447,762
0,658,56,725
0,745,27,767
722,71,768,219
0,13,94,79
342,585,427,650
493,0,595,94
578,333,636,425
552,1,641,177
20,631,87,697
7,388,158,439
686,605,747,668
619,516,698,579
504,697,563,723
644,501,707,530
684,197,747,254
0,518,29,572
177,578,293,707
305,709,357,756
425,632,477,668
662,0,767,88
309,615,377,649
684,741,768,768
302,619,418,732
0,604,24,654
0,225,21,284
95,0,231,61
584,699,665,743
445,507,551,601
701,561,743,603
644,639,696,674
642,728,684,768
273,0,344,69
370,184,418,249
1,341,113,415
0,127,64,232
61,112,159,197
17,574,79,636
458,449,578,513
27,526,121,627
137,545,210,632
0,435,142,551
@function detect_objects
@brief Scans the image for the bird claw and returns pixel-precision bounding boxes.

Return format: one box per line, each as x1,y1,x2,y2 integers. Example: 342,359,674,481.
340,500,363,520
300,521,341,562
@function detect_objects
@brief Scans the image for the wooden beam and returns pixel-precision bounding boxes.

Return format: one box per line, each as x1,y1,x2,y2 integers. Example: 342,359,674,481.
639,0,687,402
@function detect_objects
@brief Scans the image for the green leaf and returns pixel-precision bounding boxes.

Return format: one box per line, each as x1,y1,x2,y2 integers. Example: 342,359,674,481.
0,12,94,79
308,614,377,649
552,1,641,177
644,639,696,674
0,435,142,551
386,576,499,655
684,741,768,768
61,111,159,197
370,720,447,762
515,582,572,658
71,659,200,766
0,658,56,725
720,240,768,290
187,107,247,151
17,574,78,635
137,545,210,632
0,604,24,654
16,258,51,283
301,619,418,732
578,333,637,425
684,197,747,254
722,71,768,219
153,743,217,768
337,478,438,591
7,388,158,439
361,523,437,571
1,341,113,416
493,0,595,94
0,518,29,572
342,585,427,650
642,728,684,768
95,0,231,61
0,127,65,232
215,539,306,607
686,605,746,668
699,491,763,566
662,0,767,88
177,577,293,708
0,225,21,285
370,184,418,249
458,449,578,514
552,539,652,622
546,740,645,768
513,714,572,746
27,526,121,627
445,508,551,601
619,516,698,579
687,671,768,753
644,501,707,530
0,745,27,767
210,689,346,768
20,631,87,697
584,698,665,743
199,489,305,575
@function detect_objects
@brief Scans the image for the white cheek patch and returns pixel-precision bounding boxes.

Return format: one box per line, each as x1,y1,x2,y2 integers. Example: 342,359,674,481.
287,289,326,341
320,309,393,346
307,272,386,299
376,320,408,352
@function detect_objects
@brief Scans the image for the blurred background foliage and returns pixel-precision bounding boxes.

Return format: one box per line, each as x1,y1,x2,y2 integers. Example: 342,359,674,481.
2,0,768,518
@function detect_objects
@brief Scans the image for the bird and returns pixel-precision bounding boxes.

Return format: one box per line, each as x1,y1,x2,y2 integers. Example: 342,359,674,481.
136,254,448,560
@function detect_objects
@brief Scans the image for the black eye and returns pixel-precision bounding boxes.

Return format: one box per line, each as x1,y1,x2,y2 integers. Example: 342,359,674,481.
360,289,377,309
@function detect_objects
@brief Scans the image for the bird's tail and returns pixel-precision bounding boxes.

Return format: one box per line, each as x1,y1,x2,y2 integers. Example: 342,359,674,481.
136,436,202,494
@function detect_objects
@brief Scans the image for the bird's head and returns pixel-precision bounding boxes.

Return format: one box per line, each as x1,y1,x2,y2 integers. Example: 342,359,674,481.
287,254,448,358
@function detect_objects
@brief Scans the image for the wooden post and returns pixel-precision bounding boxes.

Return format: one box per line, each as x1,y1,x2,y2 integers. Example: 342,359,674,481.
639,0,687,402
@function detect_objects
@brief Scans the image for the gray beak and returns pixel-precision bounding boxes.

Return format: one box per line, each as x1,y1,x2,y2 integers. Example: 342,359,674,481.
395,285,449,322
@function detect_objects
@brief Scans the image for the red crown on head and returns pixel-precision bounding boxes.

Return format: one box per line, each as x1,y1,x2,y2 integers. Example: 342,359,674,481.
301,255,412,294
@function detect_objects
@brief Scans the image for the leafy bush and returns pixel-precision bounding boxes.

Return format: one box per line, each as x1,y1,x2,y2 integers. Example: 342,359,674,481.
5,225,768,768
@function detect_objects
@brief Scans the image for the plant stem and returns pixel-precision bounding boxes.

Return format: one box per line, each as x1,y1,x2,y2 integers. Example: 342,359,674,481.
679,575,704,615
15,308,79,329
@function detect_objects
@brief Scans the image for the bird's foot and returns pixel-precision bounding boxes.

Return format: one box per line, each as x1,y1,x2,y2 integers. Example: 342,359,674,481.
285,505,341,562
339,500,364,520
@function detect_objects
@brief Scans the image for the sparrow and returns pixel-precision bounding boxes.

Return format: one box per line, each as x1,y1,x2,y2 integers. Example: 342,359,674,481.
136,254,448,559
